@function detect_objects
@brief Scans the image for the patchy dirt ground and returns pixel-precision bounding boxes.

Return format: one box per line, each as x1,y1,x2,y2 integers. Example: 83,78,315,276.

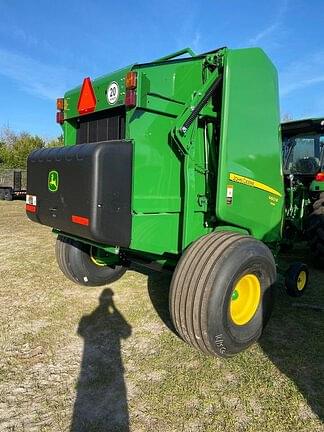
0,201,323,432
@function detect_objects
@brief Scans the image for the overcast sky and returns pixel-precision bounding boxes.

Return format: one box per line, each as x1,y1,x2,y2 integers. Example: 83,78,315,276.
0,0,323,138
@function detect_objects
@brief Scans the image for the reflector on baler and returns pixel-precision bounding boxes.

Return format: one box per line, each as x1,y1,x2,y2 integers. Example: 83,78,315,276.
77,77,97,115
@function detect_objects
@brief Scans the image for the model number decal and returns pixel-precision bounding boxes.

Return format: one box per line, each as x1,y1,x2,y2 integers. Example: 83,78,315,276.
107,82,119,105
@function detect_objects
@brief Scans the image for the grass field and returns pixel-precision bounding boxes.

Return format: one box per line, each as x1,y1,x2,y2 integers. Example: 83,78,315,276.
0,201,323,432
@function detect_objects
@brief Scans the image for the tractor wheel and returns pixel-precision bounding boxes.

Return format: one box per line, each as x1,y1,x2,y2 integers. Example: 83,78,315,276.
285,262,309,297
0,189,5,200
55,235,126,287
4,189,13,201
169,231,276,358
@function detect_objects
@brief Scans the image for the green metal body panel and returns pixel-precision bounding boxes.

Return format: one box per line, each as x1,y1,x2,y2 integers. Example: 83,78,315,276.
58,47,283,263
216,49,284,243
63,66,133,147
64,65,132,119
128,58,209,254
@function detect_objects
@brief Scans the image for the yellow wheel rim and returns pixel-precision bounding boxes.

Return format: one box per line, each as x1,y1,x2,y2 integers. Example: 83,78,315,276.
90,247,106,267
230,274,261,326
297,271,307,291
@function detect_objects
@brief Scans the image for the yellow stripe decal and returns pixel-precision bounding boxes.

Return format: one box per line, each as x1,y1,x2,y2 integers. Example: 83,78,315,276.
229,173,282,197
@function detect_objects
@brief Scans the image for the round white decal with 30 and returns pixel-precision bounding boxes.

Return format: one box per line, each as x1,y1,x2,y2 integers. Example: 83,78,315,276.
107,81,119,104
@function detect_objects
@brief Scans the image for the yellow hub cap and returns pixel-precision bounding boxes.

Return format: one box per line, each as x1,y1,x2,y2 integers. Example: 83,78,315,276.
90,247,106,267
230,274,261,326
297,271,307,291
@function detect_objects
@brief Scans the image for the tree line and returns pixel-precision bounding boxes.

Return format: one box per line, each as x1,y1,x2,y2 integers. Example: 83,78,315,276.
0,127,63,169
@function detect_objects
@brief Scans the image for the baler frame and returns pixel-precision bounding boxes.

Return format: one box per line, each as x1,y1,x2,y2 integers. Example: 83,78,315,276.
26,46,310,358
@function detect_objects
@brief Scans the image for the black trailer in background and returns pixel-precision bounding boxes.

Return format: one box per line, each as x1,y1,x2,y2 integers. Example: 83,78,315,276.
0,169,27,201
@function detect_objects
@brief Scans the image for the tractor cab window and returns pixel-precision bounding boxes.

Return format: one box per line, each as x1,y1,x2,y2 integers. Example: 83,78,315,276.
283,134,324,175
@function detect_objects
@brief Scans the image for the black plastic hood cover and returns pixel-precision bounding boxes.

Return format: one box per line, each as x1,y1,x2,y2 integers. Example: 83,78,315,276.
26,141,133,247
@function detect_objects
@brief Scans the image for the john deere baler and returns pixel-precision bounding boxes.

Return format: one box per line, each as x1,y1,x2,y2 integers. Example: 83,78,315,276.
26,47,287,357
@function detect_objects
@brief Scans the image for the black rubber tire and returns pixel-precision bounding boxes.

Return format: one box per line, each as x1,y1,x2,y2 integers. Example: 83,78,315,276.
305,206,324,266
55,235,126,287
169,231,276,358
285,262,309,297
4,189,13,201
0,189,5,200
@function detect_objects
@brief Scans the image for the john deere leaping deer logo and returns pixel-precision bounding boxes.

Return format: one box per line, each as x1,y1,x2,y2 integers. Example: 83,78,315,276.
48,170,59,192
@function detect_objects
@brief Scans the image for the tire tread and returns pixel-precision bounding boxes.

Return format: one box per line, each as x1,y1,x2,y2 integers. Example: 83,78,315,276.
170,232,254,355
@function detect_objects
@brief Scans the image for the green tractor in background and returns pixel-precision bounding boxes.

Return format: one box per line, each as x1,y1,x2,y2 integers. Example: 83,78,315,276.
281,118,324,265
25,46,323,358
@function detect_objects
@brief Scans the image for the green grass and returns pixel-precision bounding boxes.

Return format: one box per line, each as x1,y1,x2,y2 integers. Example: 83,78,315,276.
0,201,323,431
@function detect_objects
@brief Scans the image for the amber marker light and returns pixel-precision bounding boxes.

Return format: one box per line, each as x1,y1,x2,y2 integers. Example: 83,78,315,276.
125,71,137,90
56,98,64,110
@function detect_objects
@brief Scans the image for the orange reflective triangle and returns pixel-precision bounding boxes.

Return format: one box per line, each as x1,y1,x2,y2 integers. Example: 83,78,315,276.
77,77,96,115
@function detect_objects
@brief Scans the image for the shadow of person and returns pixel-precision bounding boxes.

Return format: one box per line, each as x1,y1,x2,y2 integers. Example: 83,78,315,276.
71,288,132,432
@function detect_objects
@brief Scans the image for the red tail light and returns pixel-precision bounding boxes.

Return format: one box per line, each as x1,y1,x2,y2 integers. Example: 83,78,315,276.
315,172,324,181
71,215,89,226
26,204,37,213
56,97,65,124
56,111,64,124
125,89,136,108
